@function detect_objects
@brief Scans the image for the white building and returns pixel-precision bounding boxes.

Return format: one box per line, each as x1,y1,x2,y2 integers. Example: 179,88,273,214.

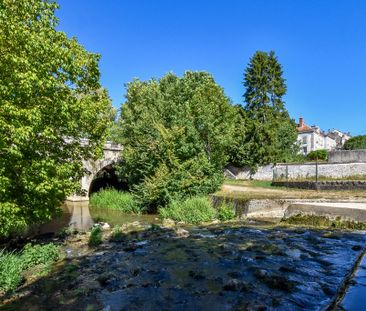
296,117,349,155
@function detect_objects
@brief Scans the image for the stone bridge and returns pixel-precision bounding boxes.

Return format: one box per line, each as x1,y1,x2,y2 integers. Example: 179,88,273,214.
67,142,122,201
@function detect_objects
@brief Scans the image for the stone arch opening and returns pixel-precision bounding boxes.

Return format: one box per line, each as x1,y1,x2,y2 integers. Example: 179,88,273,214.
88,164,128,197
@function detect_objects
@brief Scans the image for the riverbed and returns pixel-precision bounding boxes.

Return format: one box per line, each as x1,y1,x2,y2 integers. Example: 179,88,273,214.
1,202,366,310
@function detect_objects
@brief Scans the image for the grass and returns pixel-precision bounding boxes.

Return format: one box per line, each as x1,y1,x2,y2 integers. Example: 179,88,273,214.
221,179,366,201
159,197,217,224
90,189,142,214
159,196,236,224
0,243,60,294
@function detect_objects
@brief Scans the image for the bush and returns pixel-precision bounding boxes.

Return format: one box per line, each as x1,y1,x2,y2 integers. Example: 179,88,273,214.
344,135,366,150
90,189,141,214
217,202,236,221
159,196,216,224
89,226,102,246
21,243,60,270
306,149,328,161
0,250,22,293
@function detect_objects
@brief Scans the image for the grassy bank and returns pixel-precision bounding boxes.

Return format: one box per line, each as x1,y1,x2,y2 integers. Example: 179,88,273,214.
159,196,235,224
0,243,60,294
90,189,142,214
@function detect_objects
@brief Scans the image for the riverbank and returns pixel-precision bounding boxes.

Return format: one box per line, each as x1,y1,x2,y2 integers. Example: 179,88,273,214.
1,220,365,310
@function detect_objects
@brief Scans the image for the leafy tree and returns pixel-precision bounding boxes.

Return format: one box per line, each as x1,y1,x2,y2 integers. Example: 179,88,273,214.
241,51,298,169
343,135,366,150
0,0,112,237
116,72,235,211
306,149,328,161
227,105,249,167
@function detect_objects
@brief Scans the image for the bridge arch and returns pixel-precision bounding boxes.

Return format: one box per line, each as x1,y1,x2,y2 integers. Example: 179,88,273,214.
67,142,122,201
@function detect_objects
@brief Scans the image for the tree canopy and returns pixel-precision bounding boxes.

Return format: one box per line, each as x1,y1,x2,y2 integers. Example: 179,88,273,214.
0,0,112,237
236,51,298,169
116,71,235,211
343,135,366,150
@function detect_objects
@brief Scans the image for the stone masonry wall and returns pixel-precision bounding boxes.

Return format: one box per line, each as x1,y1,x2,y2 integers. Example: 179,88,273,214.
329,149,366,163
226,162,366,181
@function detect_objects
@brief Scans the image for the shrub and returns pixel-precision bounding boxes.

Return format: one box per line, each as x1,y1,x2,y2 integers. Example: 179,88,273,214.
159,196,216,224
306,149,328,161
344,135,366,150
90,189,141,214
217,202,236,221
89,226,102,246
21,243,60,270
0,250,22,293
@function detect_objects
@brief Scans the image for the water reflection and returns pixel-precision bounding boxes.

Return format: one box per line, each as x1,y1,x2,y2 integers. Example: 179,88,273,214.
40,201,160,234
39,201,94,234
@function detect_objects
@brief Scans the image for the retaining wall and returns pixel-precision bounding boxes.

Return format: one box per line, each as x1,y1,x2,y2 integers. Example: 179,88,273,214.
329,149,366,163
226,162,366,181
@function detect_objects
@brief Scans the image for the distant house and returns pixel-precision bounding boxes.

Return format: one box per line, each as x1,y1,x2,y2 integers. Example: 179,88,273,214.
296,118,350,155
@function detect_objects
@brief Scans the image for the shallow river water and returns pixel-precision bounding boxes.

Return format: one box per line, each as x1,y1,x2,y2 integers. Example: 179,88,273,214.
2,202,366,311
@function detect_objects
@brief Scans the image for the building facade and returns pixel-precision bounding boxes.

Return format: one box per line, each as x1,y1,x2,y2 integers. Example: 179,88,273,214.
296,118,349,155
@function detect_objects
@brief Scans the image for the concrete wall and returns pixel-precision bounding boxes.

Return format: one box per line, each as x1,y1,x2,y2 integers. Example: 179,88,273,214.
226,162,366,181
329,149,366,163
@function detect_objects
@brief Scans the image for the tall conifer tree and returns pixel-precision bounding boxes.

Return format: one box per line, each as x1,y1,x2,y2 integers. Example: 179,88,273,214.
242,51,298,169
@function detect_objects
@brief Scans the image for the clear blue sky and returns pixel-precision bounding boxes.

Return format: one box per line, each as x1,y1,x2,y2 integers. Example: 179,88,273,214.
56,0,366,135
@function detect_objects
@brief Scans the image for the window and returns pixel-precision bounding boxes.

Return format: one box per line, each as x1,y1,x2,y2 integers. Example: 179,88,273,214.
302,136,307,144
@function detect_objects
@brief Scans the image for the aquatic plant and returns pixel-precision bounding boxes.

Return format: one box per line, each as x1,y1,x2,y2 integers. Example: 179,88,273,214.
159,196,216,224
89,226,103,246
283,214,366,230
90,189,141,214
109,225,126,242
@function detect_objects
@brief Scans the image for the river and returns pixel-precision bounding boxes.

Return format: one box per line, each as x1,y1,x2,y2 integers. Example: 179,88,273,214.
2,201,366,310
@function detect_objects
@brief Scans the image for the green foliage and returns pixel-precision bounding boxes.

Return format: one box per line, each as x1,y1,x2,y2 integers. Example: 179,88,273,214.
90,189,141,214
238,51,298,170
89,226,102,246
217,202,236,221
0,243,60,293
227,105,249,167
0,0,113,237
21,243,60,270
116,71,235,211
343,135,366,150
306,149,328,161
109,225,125,242
0,250,22,293
159,196,217,224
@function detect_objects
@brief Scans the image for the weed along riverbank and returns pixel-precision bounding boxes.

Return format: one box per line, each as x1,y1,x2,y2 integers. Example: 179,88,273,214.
1,194,366,310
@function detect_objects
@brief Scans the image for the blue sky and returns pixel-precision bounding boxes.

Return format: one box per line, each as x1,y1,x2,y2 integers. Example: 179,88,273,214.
56,0,366,135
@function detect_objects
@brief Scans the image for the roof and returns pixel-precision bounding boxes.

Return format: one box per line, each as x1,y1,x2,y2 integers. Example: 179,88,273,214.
297,123,314,133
